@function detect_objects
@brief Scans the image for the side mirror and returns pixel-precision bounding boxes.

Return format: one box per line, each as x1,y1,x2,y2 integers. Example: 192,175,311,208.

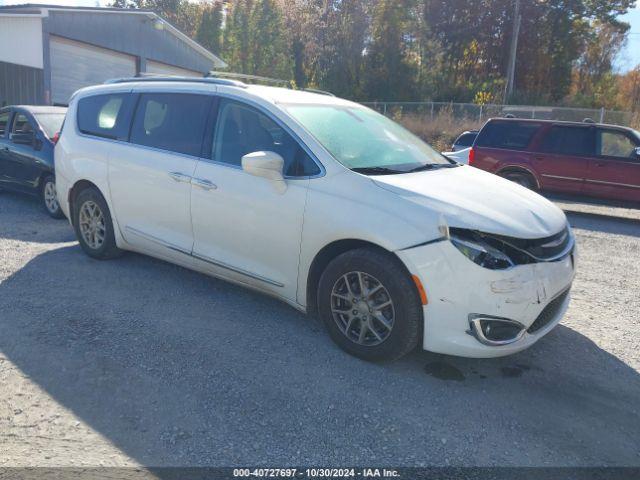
634,147,640,158
241,151,286,193
10,131,35,146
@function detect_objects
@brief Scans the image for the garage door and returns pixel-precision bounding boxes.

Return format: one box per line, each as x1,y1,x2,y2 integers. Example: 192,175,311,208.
50,36,136,105
145,60,202,78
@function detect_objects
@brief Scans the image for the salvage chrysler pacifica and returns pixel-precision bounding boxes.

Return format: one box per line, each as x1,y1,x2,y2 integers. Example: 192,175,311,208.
55,78,576,361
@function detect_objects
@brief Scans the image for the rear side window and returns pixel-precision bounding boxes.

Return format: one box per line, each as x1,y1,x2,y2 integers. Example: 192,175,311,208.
77,94,133,140
454,132,476,147
597,129,637,159
0,112,9,136
540,126,594,156
130,93,211,157
475,121,540,150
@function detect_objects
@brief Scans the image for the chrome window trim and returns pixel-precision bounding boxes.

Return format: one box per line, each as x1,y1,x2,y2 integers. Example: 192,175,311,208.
74,89,325,179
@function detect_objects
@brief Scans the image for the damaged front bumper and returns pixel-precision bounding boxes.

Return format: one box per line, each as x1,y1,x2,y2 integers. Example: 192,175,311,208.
397,238,576,358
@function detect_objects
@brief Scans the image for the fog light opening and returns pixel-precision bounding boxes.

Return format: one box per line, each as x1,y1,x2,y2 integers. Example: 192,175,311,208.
468,315,526,346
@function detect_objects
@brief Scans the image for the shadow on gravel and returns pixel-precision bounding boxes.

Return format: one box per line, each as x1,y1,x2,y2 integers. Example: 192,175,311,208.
1,244,639,467
566,212,640,238
0,191,76,244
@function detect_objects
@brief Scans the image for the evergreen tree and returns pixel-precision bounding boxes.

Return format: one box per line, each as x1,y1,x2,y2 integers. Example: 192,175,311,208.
223,0,253,73
196,2,223,56
248,0,292,78
363,0,416,101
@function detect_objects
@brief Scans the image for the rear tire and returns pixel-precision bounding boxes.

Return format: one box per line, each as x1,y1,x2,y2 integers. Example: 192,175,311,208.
73,186,122,260
501,171,536,190
41,175,65,219
317,248,422,362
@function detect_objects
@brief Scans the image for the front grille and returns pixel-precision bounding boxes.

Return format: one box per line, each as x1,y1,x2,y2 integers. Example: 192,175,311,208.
493,226,572,262
527,288,570,334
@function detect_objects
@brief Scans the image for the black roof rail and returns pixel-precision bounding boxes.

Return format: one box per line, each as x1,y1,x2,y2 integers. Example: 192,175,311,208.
207,71,289,87
104,76,247,88
301,88,335,97
208,71,336,96
105,72,337,97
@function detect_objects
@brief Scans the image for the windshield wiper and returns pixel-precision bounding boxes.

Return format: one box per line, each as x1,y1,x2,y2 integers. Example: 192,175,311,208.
351,166,404,175
406,163,459,173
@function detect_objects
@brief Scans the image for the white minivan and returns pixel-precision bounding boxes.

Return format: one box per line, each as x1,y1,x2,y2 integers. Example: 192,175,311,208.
55,77,576,361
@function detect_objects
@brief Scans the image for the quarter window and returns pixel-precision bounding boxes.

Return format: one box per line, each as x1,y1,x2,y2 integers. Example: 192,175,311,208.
598,130,637,159
77,94,133,140
475,122,541,150
213,99,320,177
130,93,211,157
539,126,594,156
0,112,9,136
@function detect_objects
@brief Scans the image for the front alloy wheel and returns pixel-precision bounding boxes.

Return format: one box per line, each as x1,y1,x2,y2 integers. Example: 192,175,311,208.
331,272,395,346
318,248,422,362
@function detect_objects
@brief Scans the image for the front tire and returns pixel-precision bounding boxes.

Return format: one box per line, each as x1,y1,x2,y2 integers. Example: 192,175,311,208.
317,248,422,362
41,175,65,219
73,186,122,260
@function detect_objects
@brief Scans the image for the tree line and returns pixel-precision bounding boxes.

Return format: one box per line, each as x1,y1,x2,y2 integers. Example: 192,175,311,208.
111,0,638,110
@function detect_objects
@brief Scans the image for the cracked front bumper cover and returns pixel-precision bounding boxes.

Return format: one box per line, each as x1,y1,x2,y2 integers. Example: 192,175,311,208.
397,239,576,358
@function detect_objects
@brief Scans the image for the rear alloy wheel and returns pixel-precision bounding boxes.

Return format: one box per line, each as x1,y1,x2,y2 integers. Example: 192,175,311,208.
73,187,122,260
318,248,422,362
42,175,64,219
502,172,536,190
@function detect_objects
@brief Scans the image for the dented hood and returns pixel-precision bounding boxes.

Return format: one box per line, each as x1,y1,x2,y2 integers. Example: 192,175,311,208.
372,165,567,239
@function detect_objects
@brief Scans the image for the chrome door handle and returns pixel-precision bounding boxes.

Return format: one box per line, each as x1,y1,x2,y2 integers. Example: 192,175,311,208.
169,171,192,183
191,177,217,190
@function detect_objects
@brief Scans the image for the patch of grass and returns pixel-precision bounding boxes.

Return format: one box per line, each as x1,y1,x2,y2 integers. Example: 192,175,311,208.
397,112,483,152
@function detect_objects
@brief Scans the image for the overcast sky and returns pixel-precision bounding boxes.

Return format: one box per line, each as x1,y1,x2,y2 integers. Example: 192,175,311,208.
1,0,640,72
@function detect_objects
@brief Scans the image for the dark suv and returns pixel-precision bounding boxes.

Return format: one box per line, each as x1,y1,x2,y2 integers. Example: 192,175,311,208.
0,105,67,217
469,118,640,203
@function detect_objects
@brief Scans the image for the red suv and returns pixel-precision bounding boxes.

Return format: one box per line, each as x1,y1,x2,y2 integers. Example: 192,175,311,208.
469,118,640,203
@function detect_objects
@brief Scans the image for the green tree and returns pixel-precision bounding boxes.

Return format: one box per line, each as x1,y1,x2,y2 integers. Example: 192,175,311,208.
363,0,416,101
223,0,253,73
248,0,292,78
196,2,223,56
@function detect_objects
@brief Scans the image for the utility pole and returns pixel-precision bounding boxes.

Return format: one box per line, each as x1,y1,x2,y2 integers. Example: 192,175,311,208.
504,0,521,104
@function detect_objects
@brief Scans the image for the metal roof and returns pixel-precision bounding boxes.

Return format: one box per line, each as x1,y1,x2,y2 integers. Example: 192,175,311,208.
0,4,226,69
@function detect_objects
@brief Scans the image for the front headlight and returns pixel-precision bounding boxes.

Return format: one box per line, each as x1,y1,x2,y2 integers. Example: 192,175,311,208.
450,235,514,270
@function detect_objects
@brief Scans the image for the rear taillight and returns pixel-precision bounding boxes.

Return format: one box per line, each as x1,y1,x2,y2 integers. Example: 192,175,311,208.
468,147,475,165
52,131,60,145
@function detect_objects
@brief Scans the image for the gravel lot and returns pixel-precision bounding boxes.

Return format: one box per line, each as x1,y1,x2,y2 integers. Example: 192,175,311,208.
0,191,639,467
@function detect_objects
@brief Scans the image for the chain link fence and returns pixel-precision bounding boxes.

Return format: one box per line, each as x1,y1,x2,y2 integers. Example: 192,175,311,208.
362,101,633,126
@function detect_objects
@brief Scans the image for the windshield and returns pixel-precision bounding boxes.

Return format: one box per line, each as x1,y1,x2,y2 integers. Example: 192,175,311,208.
282,104,453,173
34,113,66,138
